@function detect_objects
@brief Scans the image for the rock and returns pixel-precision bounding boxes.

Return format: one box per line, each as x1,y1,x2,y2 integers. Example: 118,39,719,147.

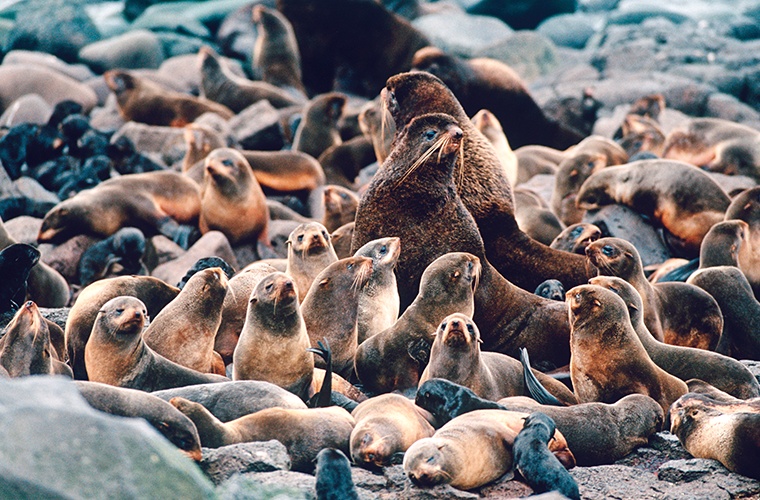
130,5,210,39
4,216,43,246
478,475,535,497
200,441,291,485
705,93,760,126
229,100,285,151
88,96,127,131
402,481,479,499
383,465,408,491
515,173,555,206
0,376,215,499
12,178,59,205
0,94,52,127
123,0,180,21
215,474,309,500
79,30,164,73
475,31,560,82
4,0,100,63
466,0,577,30
412,12,513,58
157,55,204,96
582,205,671,266
156,32,213,59
0,50,97,85
658,458,760,496
39,234,100,283
537,13,601,49
40,307,70,331
149,235,186,270
85,1,130,39
110,122,187,168
351,467,390,492
216,2,259,67
0,64,98,114
151,231,239,287
707,172,757,197
658,459,729,483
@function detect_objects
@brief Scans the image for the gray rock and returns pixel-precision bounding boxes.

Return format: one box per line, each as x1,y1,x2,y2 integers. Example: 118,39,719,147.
707,172,757,196
658,458,729,483
4,216,43,246
111,121,187,168
705,93,760,126
88,96,127,130
351,467,390,492
12,177,59,205
413,12,513,58
39,234,100,283
475,31,560,82
156,32,214,59
537,13,601,49
216,474,309,500
4,0,100,63
229,100,285,151
201,441,291,485
79,30,164,73
0,376,215,499
151,231,239,287
84,1,130,40
0,94,51,127
40,307,70,331
402,481,479,499
237,470,317,497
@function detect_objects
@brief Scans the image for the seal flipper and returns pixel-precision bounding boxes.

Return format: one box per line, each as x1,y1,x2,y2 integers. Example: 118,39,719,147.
307,338,333,408
656,257,699,283
520,347,564,406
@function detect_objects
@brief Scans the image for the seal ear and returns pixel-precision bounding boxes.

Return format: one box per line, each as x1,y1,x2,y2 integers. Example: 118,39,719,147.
105,71,135,93
593,299,602,307
319,278,330,287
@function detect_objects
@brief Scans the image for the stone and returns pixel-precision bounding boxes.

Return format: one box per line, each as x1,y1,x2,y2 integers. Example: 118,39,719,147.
229,100,285,151
402,481,479,499
413,12,513,58
658,458,729,483
351,467,390,492
12,178,59,205
39,234,100,283
466,0,577,30
475,31,560,82
4,216,43,246
705,93,760,127
200,441,291,485
0,64,98,114
151,231,239,287
742,359,760,384
149,235,186,270
0,376,215,499
110,122,187,168
40,307,70,331
84,1,130,40
79,30,164,73
0,94,52,127
156,32,213,59
215,474,309,500
537,13,601,49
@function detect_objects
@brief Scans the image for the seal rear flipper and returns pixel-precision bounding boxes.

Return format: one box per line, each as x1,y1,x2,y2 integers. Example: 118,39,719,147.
307,338,332,408
407,337,431,367
656,258,699,283
520,347,564,406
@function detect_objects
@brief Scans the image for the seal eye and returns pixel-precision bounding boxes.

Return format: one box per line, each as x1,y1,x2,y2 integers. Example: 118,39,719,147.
347,263,354,270
380,245,387,254
297,235,304,242
340,192,348,200
322,231,328,238
602,245,616,257
424,129,437,141
440,322,447,330
221,158,234,167
570,226,584,238
265,283,273,292
467,324,474,334
115,308,124,315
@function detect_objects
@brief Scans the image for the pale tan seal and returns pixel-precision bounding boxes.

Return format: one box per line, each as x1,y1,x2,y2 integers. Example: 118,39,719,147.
285,221,339,302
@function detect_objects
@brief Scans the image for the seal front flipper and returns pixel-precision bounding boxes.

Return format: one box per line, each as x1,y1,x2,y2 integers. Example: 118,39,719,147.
307,339,332,408
521,347,564,406
657,257,699,283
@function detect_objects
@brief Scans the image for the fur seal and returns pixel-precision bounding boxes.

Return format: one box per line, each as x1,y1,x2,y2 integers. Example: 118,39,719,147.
353,237,401,345
513,412,580,500
590,275,760,399
358,99,392,165
77,227,147,287
371,71,592,295
198,46,303,112
170,397,354,472
104,69,234,126
535,279,566,301
419,313,577,404
0,301,71,377
322,185,359,233
84,296,228,391
199,148,269,246
566,284,688,415
301,256,373,378
142,268,228,375
411,46,583,149
618,114,666,157
0,243,40,320
586,237,722,350
724,187,760,298
403,409,574,490
670,391,760,479
513,188,564,246
232,271,314,400
251,5,306,97
75,381,202,461
64,275,179,380
292,93,347,160
331,222,355,259
515,144,564,184
350,393,434,468
38,170,201,249
318,136,377,189
415,378,664,466
687,266,760,359
551,135,628,226
286,222,339,302
354,252,480,395
471,108,517,187
315,448,359,500
352,111,575,367
576,159,731,257
550,223,601,255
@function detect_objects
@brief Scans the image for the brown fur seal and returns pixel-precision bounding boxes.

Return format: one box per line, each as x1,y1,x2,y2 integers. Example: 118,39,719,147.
515,144,565,184
551,136,628,226
331,222,355,259
403,409,574,490
292,92,347,160
65,275,179,380
215,262,279,364
586,237,722,350
38,170,201,247
251,5,306,97
550,223,602,255
670,391,760,479
576,159,731,257
143,268,228,375
419,313,577,404
243,150,326,194
355,252,479,395
286,222,339,302
199,148,269,246
725,187,760,298
84,296,228,391
471,109,517,187
513,188,564,246
566,284,688,415
181,123,227,175
301,256,373,378
411,46,583,149
687,266,760,359
322,185,359,232
0,301,71,377
104,69,233,126
277,0,429,96
591,275,760,399
75,381,202,461
318,136,377,189
197,46,303,112
618,114,666,157
170,397,354,472
372,71,593,294
351,111,575,367
353,237,401,344
358,99,392,165
350,393,434,468
232,272,314,400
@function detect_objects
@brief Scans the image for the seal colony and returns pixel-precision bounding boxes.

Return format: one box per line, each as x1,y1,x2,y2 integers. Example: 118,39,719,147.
4,0,760,497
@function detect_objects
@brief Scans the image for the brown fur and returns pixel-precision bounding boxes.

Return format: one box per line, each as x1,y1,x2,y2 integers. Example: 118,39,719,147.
286,222,339,302
292,92,346,160
252,5,306,95
322,185,359,232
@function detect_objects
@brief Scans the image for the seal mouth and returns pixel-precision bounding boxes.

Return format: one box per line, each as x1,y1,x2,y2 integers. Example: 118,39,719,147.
442,326,468,348
408,467,446,487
